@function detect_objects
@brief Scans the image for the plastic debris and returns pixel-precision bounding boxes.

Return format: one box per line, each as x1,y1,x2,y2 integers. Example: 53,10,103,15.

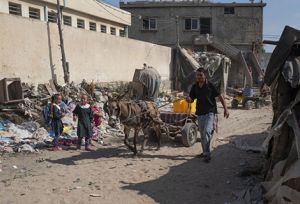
18,144,35,153
89,194,101,197
0,80,144,154
1,146,14,153
32,128,49,141
20,121,40,133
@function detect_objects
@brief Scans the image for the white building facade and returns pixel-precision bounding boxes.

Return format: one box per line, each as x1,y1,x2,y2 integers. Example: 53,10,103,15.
0,0,131,37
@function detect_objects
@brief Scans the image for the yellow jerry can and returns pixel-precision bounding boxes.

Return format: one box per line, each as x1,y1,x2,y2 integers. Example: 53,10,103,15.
173,99,196,113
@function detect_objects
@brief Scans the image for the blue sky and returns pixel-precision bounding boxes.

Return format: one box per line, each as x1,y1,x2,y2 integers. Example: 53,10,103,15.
103,0,300,52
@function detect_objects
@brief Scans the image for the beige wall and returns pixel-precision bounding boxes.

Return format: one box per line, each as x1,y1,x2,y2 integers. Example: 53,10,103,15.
0,13,171,84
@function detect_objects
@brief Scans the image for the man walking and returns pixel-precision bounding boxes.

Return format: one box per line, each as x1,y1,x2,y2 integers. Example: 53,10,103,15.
187,68,229,162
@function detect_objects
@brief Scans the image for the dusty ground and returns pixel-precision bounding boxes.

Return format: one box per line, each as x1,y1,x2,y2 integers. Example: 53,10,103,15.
0,105,273,204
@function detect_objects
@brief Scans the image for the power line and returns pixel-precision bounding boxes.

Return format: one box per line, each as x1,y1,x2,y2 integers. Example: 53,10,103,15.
84,0,131,25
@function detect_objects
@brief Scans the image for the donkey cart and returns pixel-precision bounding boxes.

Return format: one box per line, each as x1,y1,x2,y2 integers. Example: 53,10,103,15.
159,111,198,147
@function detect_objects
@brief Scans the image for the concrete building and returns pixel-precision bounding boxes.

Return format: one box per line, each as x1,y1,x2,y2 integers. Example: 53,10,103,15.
120,0,265,50
0,0,131,37
121,0,267,87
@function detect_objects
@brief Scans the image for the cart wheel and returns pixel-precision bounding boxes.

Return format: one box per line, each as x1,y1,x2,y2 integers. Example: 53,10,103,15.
244,100,254,110
181,123,198,147
255,101,263,109
231,99,239,109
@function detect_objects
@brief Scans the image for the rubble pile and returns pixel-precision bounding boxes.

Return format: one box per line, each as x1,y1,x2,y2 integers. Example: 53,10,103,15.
261,26,300,204
0,79,128,154
0,120,51,153
0,71,172,154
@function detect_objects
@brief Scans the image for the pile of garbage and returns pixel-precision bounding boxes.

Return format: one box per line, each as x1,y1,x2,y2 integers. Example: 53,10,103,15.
0,121,51,153
0,65,174,154
0,79,128,153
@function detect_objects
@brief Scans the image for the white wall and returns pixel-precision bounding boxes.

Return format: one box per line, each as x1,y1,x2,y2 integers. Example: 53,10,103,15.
0,13,171,84
0,0,127,36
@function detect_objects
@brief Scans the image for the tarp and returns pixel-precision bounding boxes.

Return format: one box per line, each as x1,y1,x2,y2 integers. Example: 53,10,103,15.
263,26,300,204
265,26,300,86
132,67,161,100
171,46,198,92
171,46,230,94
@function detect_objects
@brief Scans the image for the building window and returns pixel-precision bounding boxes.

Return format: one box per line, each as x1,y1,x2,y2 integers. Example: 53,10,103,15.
77,19,85,29
142,18,157,30
101,25,107,33
29,7,40,19
200,18,211,34
89,22,96,31
110,27,116,35
63,15,72,26
224,7,235,15
9,2,22,16
48,12,57,23
120,30,125,37
185,18,199,30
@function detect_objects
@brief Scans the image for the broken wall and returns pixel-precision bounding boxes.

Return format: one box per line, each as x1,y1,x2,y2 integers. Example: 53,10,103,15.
0,13,171,84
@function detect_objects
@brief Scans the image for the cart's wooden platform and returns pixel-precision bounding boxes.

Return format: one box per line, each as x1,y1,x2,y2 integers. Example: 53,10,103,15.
160,111,197,126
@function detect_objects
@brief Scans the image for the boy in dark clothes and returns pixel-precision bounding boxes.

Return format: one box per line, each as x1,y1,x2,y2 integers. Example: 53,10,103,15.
73,95,94,151
51,94,64,151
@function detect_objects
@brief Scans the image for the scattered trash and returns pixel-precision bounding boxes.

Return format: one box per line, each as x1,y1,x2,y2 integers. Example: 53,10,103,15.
36,158,45,163
0,79,156,154
20,121,40,133
20,168,26,173
89,194,101,197
32,128,49,141
1,146,14,153
73,178,80,183
18,144,35,153
12,165,18,169
68,186,82,191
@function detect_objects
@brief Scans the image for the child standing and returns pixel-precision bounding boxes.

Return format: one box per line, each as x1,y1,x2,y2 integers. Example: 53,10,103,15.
91,101,103,144
51,94,64,151
91,102,102,128
73,95,94,151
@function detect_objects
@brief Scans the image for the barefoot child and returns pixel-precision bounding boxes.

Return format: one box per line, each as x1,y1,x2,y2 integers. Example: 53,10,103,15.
73,95,94,151
51,94,64,151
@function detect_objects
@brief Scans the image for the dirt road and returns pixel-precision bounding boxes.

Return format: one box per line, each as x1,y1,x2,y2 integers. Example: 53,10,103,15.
0,106,273,204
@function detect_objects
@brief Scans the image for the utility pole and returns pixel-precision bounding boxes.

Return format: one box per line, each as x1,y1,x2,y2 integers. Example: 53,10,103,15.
175,16,179,46
56,0,69,84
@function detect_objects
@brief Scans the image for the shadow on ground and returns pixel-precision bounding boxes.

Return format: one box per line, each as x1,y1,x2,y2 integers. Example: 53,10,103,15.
46,147,128,165
46,145,191,166
121,132,266,204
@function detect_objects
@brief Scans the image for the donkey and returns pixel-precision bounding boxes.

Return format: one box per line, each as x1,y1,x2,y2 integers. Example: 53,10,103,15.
106,98,163,156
